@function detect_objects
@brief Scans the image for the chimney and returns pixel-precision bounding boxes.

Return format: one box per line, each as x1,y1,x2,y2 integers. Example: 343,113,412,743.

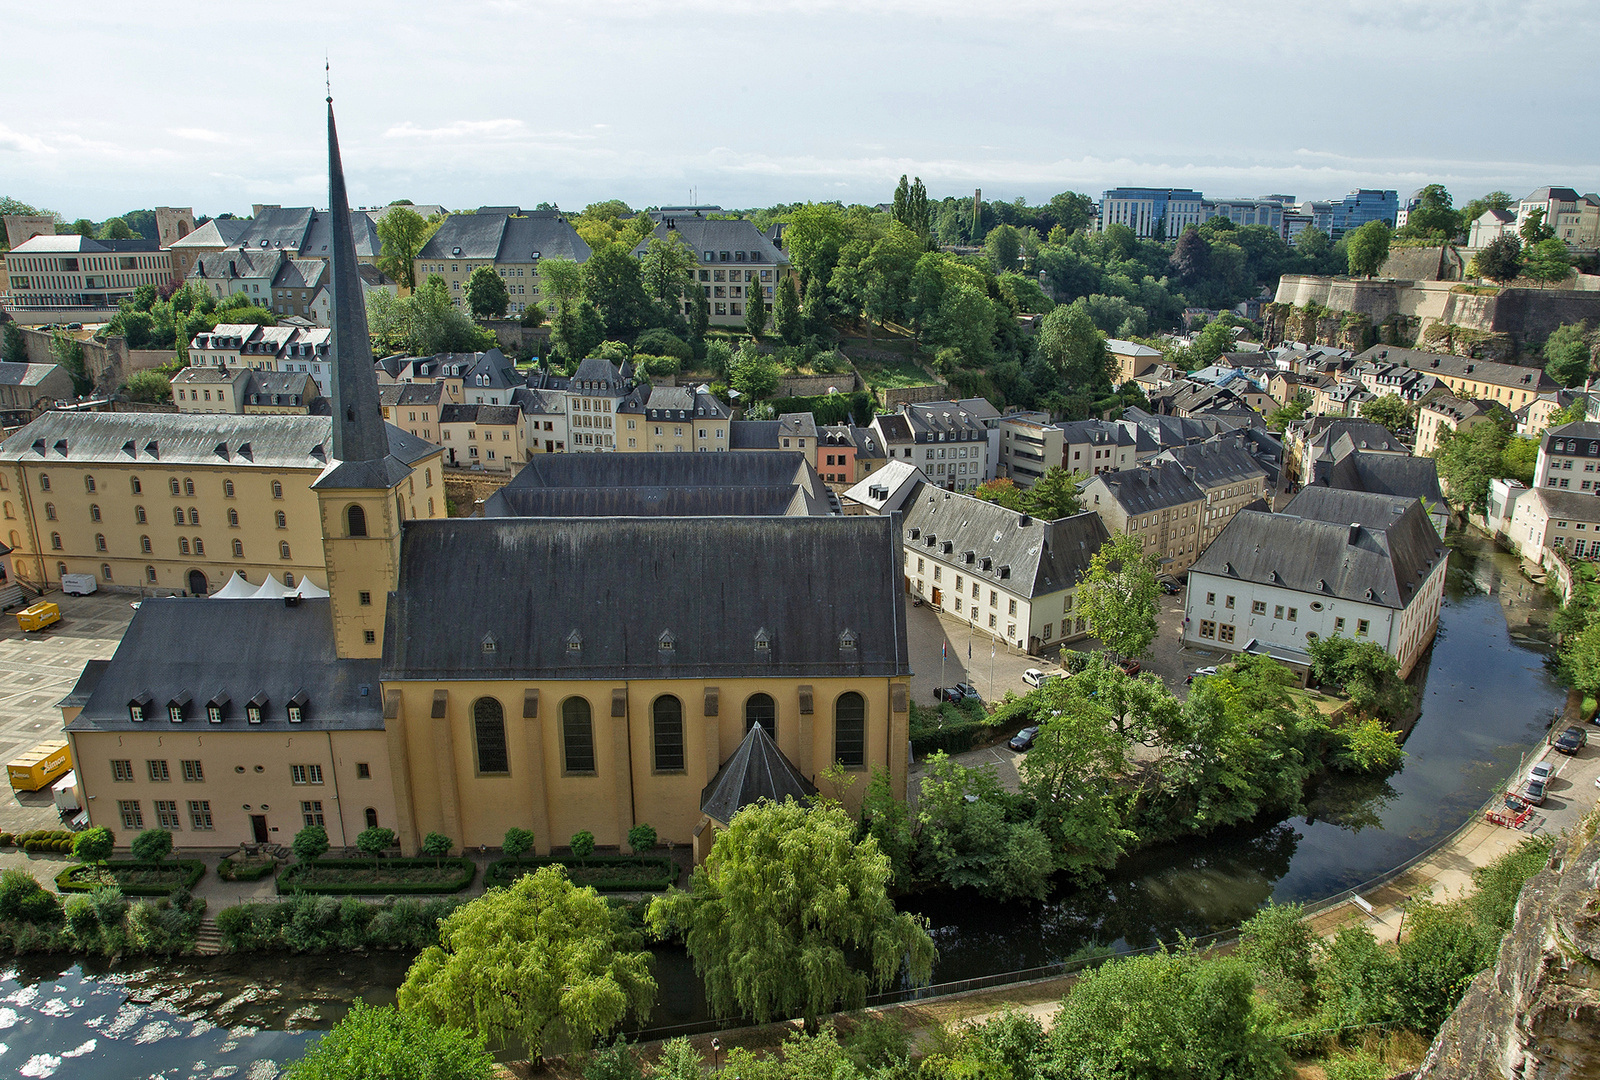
1349,522,1361,545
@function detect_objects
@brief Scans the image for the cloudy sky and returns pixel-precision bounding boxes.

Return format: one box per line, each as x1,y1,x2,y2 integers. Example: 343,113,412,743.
5,0,1597,220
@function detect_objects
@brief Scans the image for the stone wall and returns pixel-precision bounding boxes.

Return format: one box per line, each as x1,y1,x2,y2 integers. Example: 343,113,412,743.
775,372,860,398
1416,811,1600,1079
442,468,514,516
13,327,174,395
880,383,950,408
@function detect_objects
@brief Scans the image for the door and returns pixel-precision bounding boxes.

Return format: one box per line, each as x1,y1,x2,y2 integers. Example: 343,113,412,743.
931,588,942,606
188,569,208,596
250,815,269,844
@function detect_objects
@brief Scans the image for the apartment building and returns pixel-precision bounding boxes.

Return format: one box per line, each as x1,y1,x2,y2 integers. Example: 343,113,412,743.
189,324,335,392
1107,339,1164,384
630,215,793,327
414,209,591,317
996,412,1061,486
729,413,819,467
1352,345,1556,410
438,404,525,471
619,385,731,453
380,382,448,443
1282,418,1408,486
1414,395,1493,459
172,367,252,413
1081,463,1207,573
4,235,171,311
1154,439,1269,550
869,401,991,493
0,362,75,422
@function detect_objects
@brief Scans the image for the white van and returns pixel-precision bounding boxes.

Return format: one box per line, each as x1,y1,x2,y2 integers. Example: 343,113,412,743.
60,574,98,596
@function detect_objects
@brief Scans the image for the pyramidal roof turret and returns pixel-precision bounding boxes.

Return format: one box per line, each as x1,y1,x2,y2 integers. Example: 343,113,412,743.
313,97,410,491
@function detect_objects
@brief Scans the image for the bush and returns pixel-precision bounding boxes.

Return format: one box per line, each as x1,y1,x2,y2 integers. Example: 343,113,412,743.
0,833,13,846
56,860,206,896
626,823,657,855
0,869,62,923
217,857,279,882
217,896,462,953
569,830,596,860
277,857,476,895
484,855,677,892
502,827,536,860
71,826,114,863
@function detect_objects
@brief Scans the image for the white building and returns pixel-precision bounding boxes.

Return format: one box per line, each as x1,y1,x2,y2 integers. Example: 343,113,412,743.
1183,487,1448,678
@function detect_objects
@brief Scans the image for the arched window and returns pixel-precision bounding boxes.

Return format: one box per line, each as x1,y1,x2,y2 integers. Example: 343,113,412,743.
183,478,195,496
141,536,152,553
145,566,157,583
283,572,295,586
89,504,100,522
101,564,112,581
130,476,141,494
223,479,235,497
425,468,433,488
275,510,286,528
347,504,367,537
745,693,776,737
84,475,96,493
834,692,866,768
365,807,379,829
49,532,61,550
38,474,49,492
95,533,106,551
271,480,283,499
231,539,244,558
169,477,180,496
561,697,596,774
652,696,684,772
279,541,291,559
473,697,509,774
2,501,12,520
56,562,66,578
227,508,239,527
43,503,55,521
135,505,146,524
178,537,189,555
188,507,200,525
173,507,185,526
194,538,204,556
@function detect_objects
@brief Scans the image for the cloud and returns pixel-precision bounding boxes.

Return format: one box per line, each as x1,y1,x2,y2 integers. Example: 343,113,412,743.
382,119,598,143
0,124,53,155
167,128,234,144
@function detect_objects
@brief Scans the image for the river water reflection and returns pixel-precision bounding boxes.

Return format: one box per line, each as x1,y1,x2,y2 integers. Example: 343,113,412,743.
4,531,1563,1076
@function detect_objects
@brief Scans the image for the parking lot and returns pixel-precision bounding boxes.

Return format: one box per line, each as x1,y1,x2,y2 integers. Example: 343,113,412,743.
0,590,136,833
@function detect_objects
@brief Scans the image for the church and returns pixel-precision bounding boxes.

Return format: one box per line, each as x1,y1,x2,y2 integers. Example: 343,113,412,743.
60,101,912,860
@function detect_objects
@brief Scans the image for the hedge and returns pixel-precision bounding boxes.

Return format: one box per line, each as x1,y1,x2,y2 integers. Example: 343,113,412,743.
217,857,278,882
277,857,476,895
768,390,875,427
216,895,461,953
485,855,678,892
56,860,206,896
910,699,994,756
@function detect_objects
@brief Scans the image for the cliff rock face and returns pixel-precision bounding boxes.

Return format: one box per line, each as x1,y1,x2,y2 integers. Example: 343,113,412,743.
1416,821,1600,1080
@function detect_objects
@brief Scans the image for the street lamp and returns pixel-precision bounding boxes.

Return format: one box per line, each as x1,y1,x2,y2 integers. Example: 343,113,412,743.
711,1037,722,1072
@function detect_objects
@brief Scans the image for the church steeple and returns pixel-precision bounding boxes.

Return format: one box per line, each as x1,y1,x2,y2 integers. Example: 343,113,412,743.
322,99,392,471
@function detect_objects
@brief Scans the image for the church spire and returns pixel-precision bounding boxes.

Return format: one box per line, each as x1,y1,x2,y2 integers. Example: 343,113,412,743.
323,99,389,468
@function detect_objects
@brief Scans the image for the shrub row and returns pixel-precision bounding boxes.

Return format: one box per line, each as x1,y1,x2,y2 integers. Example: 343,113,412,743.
484,855,678,892
217,857,278,882
56,860,207,896
0,868,203,956
1,829,74,846
216,895,462,953
277,857,476,895
909,699,995,756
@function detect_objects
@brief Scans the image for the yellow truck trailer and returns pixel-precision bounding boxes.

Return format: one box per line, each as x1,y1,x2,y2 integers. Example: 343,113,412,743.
16,601,60,632
8,740,72,793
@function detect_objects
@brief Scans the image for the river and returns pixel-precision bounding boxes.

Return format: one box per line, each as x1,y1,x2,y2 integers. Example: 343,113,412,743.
0,530,1564,1077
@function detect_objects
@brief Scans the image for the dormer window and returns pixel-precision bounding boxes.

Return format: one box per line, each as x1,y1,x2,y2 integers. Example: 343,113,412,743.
839,629,858,651
753,628,772,653
247,692,268,724
658,630,677,652
287,690,308,723
128,692,152,723
566,630,583,653
168,691,192,723
481,633,498,655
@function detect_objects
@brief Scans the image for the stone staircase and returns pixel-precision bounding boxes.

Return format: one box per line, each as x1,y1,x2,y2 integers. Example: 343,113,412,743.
192,916,223,956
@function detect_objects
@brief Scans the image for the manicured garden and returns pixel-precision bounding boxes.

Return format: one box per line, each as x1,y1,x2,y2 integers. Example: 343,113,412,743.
485,855,677,892
57,860,206,895
278,858,477,895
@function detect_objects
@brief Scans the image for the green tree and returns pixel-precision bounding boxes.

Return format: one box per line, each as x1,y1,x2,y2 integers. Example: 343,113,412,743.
2,322,26,363
774,276,802,345
1360,393,1413,433
1399,184,1461,239
1519,207,1555,245
1186,319,1235,371
581,245,653,337
375,206,440,292
1077,532,1160,659
1022,466,1084,520
400,866,656,1058
50,329,90,396
646,798,935,1029
1460,190,1513,225
122,368,173,404
72,826,114,864
503,827,536,860
1035,301,1112,389
687,279,710,340
984,224,1022,273
1523,237,1572,288
913,753,1056,901
1433,416,1510,515
421,832,453,869
1267,392,1311,431
465,266,509,320
538,258,585,309
1470,233,1523,284
892,175,931,239
1237,901,1316,988
1542,322,1593,388
569,830,595,863
130,828,173,862
639,232,698,308
801,273,829,335
1016,702,1136,880
972,477,1027,511
283,1001,494,1080
293,824,330,864
743,274,768,341
730,347,781,401
1045,950,1285,1080
357,826,395,869
1345,220,1392,278
96,216,136,241
626,823,657,855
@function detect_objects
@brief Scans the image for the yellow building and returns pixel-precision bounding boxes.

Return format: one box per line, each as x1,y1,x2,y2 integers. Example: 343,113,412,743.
413,209,592,318
618,384,730,453
438,403,525,471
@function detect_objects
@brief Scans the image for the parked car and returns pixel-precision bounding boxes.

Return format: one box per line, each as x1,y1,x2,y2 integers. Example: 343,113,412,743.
935,682,980,704
1008,726,1040,751
1520,778,1547,806
1186,666,1218,686
1159,581,1181,596
1530,760,1553,783
1554,726,1588,755
1022,668,1062,688
1118,658,1142,677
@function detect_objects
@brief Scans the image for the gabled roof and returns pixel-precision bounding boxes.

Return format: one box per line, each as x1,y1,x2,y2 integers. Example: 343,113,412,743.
1192,495,1446,611
1532,487,1600,522
246,370,318,399
379,382,446,407
417,211,591,263
1523,187,1581,204
483,451,826,517
1352,346,1556,394
68,598,382,733
1155,439,1268,490
272,258,328,291
1087,462,1205,515
169,219,251,250
873,414,914,443
900,484,1110,598
0,362,64,388
630,216,788,266
8,234,159,254
1059,418,1136,447
439,403,521,426
700,723,817,825
383,516,907,680
842,460,926,514
233,206,316,253
190,248,284,281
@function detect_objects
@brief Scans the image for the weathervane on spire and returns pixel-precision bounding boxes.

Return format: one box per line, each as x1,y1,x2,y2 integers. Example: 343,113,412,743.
325,54,331,103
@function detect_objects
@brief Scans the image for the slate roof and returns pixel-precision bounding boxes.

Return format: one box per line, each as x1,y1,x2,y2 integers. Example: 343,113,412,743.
483,451,827,517
1192,495,1446,611
417,211,591,263
439,403,521,426
1087,462,1206,515
900,484,1110,599
68,598,384,733
1352,346,1556,394
1523,187,1581,203
729,420,781,449
6,235,159,254
168,219,250,250
1155,440,1268,490
1301,418,1407,457
904,402,988,440
570,357,628,391
233,207,315,253
383,516,907,680
1532,488,1600,522
700,723,817,824
842,461,926,514
630,217,788,266
58,660,109,711
190,249,284,282
272,258,328,291
245,370,318,401
0,362,64,388
0,411,437,470
1119,406,1228,449
379,382,447,408
1059,419,1137,448
512,386,565,415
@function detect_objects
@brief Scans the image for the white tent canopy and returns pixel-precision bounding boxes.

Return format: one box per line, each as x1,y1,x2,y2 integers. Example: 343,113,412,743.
251,576,292,599
294,577,329,598
210,572,257,599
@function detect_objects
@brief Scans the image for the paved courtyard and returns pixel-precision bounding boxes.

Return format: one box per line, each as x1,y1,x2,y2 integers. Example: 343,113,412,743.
0,589,136,835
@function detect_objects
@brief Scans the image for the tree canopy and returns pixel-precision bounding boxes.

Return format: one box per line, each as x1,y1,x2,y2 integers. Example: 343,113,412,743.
1543,322,1594,388
646,798,935,1028
1345,220,1392,278
465,266,509,320
375,206,441,292
1469,234,1523,284
1076,532,1160,658
283,1002,494,1080
1360,393,1414,433
399,866,656,1058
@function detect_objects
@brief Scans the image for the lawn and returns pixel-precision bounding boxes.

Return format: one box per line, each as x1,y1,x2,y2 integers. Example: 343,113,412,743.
853,352,939,391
